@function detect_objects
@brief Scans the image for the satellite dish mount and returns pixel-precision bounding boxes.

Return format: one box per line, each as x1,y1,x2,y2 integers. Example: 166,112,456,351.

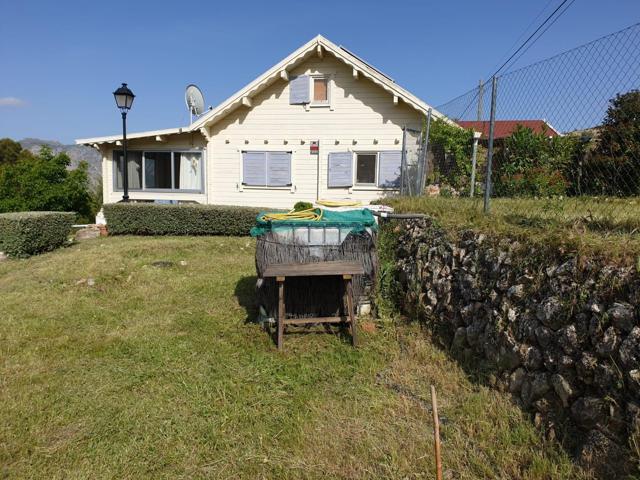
185,84,205,124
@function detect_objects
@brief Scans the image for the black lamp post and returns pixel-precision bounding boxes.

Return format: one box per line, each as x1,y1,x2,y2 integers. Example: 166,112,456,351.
113,83,135,201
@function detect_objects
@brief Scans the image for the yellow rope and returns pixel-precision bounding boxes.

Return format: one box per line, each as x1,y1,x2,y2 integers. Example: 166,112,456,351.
316,199,362,207
260,208,323,222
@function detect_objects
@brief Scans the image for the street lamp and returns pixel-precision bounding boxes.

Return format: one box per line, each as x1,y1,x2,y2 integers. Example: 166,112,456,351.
113,83,135,201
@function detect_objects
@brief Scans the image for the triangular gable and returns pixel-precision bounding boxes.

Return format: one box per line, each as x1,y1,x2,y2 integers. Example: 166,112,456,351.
190,35,450,134
77,35,453,146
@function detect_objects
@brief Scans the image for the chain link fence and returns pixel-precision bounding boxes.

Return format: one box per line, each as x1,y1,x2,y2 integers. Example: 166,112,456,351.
421,22,640,231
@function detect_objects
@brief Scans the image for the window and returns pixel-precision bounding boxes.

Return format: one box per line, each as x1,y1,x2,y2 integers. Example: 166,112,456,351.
113,150,202,191
289,75,331,107
313,77,328,104
174,152,202,190
242,151,291,187
145,151,172,189
355,153,377,185
115,151,142,190
346,151,402,188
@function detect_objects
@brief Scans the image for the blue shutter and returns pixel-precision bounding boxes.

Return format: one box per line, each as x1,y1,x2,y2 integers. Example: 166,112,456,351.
378,151,402,188
289,75,310,104
328,152,353,188
267,152,291,186
242,151,266,186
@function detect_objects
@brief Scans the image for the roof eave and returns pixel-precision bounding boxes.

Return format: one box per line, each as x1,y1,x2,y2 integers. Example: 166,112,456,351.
75,126,188,146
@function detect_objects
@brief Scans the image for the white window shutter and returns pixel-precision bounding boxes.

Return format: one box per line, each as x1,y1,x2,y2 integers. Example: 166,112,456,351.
267,152,291,186
289,75,310,104
242,151,267,186
328,152,353,187
378,151,402,188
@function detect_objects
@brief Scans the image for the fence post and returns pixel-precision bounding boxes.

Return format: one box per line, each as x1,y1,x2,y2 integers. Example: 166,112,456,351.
483,76,498,213
419,108,433,195
400,126,407,196
469,131,481,197
477,79,484,121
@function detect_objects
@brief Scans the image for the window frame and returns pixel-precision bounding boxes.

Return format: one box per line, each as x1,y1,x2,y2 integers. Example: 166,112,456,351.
309,74,331,108
113,148,205,193
348,150,403,190
240,150,293,190
354,151,378,186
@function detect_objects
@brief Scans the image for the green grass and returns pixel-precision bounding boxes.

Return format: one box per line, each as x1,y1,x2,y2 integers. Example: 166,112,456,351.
0,236,590,479
380,196,640,260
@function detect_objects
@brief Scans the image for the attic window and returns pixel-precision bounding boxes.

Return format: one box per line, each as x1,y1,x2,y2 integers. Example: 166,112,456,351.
313,77,328,104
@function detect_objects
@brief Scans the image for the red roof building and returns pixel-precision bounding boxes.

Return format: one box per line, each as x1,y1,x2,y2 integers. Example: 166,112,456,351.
457,120,560,139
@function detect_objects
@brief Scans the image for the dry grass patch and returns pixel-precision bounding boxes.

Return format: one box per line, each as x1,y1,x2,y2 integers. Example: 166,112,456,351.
380,196,640,261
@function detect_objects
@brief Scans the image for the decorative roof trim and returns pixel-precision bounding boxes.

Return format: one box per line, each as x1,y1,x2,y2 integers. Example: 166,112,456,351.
189,34,453,130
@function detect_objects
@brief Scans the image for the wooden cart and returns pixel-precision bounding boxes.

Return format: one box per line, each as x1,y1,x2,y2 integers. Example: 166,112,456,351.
262,261,365,351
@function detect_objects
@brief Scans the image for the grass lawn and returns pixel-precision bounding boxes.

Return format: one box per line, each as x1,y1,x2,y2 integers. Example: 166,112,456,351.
0,236,589,479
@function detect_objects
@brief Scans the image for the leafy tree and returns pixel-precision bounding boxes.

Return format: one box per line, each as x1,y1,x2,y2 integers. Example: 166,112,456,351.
577,90,640,196
0,138,31,167
597,90,640,160
0,145,93,222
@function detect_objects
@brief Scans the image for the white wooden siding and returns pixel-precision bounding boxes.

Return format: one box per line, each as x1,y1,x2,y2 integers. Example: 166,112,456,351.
206,55,422,208
101,54,423,208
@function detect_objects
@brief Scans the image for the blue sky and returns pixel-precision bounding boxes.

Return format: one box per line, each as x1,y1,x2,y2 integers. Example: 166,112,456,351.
1,0,638,144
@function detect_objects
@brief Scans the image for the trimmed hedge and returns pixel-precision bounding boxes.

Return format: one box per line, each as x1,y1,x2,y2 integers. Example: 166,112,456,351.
0,211,74,257
103,203,266,236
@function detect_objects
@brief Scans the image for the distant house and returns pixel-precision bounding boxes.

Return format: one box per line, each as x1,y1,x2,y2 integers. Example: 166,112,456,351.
457,120,560,140
77,35,450,209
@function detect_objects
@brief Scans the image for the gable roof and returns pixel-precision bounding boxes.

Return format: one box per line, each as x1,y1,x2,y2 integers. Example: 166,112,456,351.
457,120,561,139
190,35,449,132
77,35,450,146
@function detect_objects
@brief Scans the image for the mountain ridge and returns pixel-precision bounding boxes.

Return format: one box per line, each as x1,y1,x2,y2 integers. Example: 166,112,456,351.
19,138,102,185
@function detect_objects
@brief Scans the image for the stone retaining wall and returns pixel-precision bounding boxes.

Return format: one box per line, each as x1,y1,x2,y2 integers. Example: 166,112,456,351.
388,218,639,477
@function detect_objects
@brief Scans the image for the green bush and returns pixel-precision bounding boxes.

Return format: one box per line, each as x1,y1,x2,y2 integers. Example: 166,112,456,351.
0,211,74,257
493,125,579,197
103,203,266,236
427,118,475,191
293,201,313,212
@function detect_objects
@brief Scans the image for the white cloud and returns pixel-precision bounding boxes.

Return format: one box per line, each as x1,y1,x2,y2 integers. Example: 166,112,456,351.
0,97,26,107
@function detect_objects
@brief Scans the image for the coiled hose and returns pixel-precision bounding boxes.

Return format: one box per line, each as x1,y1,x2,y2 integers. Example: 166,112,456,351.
260,208,324,222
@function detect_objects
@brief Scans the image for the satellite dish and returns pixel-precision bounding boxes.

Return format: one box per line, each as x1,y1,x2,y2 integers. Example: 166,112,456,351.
185,84,205,123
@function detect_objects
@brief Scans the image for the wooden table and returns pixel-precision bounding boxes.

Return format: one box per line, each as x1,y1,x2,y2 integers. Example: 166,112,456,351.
262,261,365,350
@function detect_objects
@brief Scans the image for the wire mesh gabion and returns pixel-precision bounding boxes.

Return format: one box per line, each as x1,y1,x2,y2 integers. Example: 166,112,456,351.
255,230,377,320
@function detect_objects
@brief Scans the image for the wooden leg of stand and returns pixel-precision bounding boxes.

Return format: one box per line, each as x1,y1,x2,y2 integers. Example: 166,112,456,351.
277,277,285,351
344,275,357,347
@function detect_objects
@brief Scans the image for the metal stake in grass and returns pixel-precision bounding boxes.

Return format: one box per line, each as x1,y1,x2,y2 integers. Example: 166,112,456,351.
431,385,443,480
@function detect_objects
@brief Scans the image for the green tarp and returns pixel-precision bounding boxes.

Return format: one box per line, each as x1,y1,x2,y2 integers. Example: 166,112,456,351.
250,208,377,237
